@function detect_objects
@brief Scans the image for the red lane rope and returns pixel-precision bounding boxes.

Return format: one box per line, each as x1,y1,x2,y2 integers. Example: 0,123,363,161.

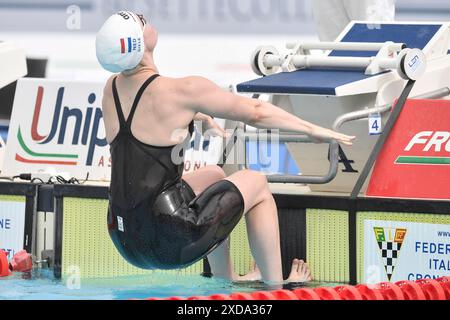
143,277,450,301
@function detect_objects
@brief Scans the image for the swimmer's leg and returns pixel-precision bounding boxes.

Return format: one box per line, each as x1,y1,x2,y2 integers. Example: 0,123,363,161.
183,166,312,283
183,165,249,280
225,170,281,284
204,238,237,280
225,170,312,284
182,166,237,280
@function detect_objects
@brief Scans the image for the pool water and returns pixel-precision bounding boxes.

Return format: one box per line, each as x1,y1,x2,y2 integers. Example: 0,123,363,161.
0,269,339,300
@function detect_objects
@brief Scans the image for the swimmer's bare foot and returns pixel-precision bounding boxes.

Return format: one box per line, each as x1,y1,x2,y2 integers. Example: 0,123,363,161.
236,263,262,282
286,259,312,283
235,259,313,283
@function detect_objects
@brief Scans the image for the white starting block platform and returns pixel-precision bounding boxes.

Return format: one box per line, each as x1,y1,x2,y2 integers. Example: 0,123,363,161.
237,22,450,193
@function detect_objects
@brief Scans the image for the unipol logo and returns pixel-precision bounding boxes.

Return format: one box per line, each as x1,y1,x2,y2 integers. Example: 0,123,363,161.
16,86,106,166
395,131,450,166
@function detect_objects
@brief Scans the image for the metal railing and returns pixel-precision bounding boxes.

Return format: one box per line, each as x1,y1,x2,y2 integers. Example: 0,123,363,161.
237,128,339,184
237,87,449,185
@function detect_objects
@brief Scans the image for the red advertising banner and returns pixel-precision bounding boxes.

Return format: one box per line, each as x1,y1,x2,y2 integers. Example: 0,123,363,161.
366,99,450,200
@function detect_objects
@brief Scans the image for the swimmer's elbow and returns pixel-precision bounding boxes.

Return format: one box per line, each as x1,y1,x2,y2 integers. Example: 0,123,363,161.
245,100,265,126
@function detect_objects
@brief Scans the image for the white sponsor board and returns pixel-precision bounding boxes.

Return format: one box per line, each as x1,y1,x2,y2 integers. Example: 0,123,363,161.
3,78,225,181
0,200,26,260
3,78,110,180
363,220,450,283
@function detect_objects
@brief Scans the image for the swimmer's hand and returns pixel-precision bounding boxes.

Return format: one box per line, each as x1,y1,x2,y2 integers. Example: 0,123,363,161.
203,116,229,140
194,113,229,139
309,125,355,146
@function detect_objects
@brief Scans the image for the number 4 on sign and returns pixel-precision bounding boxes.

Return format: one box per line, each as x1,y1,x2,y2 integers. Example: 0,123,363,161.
369,113,382,135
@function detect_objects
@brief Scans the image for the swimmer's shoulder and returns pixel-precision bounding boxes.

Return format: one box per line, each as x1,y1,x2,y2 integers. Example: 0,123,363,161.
144,75,201,99
103,75,116,93
101,75,116,109
166,76,219,99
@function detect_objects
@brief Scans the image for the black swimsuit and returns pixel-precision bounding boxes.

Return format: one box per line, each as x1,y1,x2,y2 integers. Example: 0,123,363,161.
107,74,245,270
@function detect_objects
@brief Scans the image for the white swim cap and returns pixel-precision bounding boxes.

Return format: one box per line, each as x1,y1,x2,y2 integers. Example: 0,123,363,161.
96,11,145,73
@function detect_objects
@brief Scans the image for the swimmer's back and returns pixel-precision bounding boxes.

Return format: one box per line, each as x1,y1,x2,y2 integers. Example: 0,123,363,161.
102,72,196,147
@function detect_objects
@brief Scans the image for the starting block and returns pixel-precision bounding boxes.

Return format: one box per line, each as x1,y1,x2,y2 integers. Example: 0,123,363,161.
237,22,450,194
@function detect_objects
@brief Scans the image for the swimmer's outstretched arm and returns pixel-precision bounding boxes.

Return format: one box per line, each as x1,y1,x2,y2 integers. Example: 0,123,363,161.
179,76,355,146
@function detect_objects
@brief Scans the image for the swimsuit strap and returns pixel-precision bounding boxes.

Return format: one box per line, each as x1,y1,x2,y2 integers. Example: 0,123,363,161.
111,74,160,132
126,74,160,128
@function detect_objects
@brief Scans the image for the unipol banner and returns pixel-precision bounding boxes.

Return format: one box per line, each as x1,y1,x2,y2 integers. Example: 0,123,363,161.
363,219,450,283
3,78,226,180
3,78,110,180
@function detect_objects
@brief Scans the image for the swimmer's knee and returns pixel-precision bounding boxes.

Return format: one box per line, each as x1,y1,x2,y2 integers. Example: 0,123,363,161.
210,165,227,179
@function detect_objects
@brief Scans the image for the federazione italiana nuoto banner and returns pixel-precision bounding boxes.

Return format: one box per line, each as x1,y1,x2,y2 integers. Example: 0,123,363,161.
363,220,450,283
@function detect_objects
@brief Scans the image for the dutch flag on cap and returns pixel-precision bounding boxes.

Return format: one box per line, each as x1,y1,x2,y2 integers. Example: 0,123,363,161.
121,37,133,54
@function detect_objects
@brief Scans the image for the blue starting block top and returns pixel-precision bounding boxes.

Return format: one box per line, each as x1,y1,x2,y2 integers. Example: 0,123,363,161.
237,23,443,96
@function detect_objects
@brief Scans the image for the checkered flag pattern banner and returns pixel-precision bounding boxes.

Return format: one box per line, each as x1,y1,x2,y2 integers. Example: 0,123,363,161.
373,227,407,281
376,241,403,280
